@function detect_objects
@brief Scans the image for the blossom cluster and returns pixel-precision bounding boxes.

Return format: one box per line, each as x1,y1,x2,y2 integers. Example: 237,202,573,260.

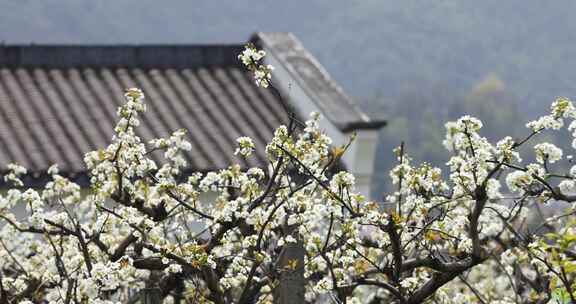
238,43,274,88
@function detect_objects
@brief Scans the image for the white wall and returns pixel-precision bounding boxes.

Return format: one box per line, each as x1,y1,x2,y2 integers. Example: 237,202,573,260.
264,50,379,199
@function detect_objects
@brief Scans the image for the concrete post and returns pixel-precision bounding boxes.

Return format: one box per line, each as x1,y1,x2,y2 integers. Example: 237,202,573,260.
141,287,162,304
274,239,305,304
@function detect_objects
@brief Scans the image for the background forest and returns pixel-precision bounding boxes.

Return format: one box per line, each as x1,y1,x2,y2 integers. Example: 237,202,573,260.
2,0,574,196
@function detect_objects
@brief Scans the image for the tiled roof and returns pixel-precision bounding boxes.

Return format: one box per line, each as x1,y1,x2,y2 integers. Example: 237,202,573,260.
0,45,291,186
0,33,386,187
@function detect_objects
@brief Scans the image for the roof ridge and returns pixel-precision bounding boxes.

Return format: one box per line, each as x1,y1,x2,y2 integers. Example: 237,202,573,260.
0,45,245,68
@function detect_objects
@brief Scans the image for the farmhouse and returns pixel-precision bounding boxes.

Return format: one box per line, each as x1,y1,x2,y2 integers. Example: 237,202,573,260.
0,32,385,198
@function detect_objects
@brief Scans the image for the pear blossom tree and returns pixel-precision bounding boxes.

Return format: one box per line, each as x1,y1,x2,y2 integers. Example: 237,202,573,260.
1,44,576,304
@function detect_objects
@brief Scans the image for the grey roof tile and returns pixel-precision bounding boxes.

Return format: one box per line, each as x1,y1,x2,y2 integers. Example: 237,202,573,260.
0,45,291,186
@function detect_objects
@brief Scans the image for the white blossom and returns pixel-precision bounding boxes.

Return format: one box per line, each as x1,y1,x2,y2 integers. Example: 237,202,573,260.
534,142,563,163
235,136,255,157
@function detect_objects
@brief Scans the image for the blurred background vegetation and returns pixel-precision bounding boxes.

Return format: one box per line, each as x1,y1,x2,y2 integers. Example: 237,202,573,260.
2,0,575,197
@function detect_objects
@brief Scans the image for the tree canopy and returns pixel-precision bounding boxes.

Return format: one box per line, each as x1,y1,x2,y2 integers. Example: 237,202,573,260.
1,44,576,304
